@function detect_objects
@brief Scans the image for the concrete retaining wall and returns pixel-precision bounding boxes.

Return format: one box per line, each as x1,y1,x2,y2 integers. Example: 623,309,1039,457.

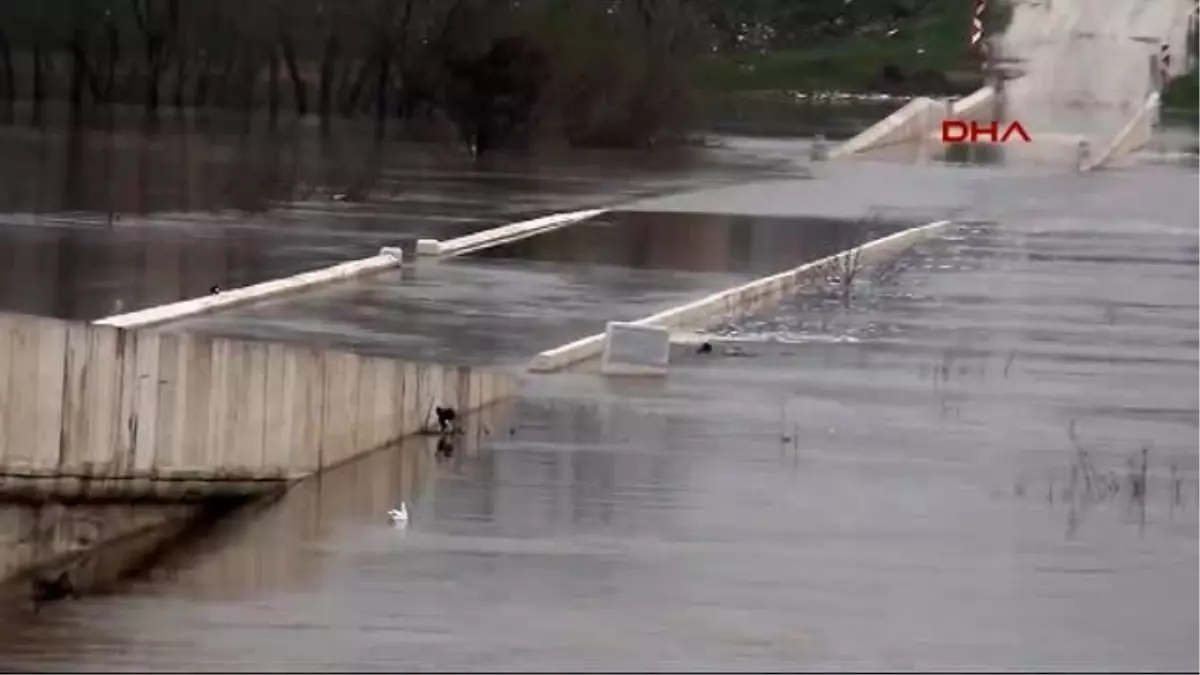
0,312,519,498
95,248,405,330
528,220,953,373
1082,92,1161,171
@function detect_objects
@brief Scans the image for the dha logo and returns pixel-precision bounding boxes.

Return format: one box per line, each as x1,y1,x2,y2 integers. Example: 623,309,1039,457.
941,120,1032,144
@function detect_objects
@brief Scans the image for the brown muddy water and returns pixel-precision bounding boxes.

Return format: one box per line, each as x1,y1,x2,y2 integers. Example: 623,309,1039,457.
166,212,909,367
0,115,1197,671
0,119,798,322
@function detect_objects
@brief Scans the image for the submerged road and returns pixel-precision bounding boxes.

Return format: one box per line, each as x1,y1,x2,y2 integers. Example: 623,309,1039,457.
167,210,909,367
0,125,794,321
0,152,1194,670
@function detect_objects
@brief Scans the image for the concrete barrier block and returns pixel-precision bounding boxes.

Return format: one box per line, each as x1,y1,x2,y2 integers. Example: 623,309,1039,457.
153,332,183,470
399,362,421,436
416,239,442,256
261,343,292,469
319,351,361,469
601,322,671,377
353,355,379,451
378,247,404,262
114,328,140,473
442,366,463,415
285,346,325,473
3,315,42,466
418,364,444,430
203,338,232,469
236,341,270,469
469,369,484,412
32,316,68,470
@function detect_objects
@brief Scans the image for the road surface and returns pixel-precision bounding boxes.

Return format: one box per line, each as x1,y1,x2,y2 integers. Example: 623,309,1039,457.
1002,0,1192,158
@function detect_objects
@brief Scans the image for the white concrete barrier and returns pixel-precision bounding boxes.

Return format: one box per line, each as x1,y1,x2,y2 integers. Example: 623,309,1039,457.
95,247,404,330
828,97,950,159
422,208,608,258
1081,92,1162,171
951,85,999,120
600,322,671,376
94,208,606,331
528,219,954,373
828,86,999,160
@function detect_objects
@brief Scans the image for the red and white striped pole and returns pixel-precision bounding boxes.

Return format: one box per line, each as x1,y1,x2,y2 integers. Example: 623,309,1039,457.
971,0,987,57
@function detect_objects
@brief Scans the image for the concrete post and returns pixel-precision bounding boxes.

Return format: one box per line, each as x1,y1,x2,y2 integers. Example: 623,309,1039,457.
601,322,670,377
1076,139,1092,172
810,135,828,161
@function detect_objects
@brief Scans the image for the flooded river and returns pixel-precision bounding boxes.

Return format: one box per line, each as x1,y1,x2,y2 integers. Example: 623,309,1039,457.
0,118,796,321
0,110,1197,669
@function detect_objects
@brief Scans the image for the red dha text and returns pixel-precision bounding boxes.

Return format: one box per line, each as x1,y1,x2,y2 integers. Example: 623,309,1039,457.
941,120,1032,144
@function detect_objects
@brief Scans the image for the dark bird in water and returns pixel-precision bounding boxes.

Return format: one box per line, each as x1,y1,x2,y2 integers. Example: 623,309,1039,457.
31,571,77,611
436,435,455,461
697,342,714,355
209,285,222,295
435,406,458,434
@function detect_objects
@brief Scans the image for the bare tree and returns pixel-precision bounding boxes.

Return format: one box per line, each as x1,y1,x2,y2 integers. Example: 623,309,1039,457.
0,0,706,150
128,0,181,119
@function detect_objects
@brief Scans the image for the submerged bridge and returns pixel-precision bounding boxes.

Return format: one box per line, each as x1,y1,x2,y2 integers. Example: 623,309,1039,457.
1,0,1194,606
828,0,1194,170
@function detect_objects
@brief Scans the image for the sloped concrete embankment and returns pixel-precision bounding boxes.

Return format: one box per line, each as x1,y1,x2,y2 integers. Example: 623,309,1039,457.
827,87,999,159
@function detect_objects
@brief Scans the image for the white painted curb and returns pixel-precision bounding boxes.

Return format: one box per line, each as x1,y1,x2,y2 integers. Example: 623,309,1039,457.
95,248,404,330
528,219,954,373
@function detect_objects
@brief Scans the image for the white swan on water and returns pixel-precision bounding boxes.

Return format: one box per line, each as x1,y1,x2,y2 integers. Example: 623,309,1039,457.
387,503,409,525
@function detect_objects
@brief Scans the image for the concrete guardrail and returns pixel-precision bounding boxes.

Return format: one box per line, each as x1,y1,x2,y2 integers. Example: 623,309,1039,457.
1081,92,1162,171
528,219,954,373
95,248,405,330
418,208,608,257
828,86,999,160
95,209,607,331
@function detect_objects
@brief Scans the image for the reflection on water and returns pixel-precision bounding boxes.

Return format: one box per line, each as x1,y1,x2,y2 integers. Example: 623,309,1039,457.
472,211,906,275
0,122,795,321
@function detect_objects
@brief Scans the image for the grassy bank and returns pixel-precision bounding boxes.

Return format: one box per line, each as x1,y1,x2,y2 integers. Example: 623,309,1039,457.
695,0,1011,95
1162,67,1199,111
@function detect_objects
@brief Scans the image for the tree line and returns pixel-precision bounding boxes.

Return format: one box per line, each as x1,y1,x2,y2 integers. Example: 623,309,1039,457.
0,0,707,154
0,0,999,153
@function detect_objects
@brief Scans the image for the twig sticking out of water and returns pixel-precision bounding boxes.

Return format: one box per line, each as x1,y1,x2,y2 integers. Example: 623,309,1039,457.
1003,350,1018,378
